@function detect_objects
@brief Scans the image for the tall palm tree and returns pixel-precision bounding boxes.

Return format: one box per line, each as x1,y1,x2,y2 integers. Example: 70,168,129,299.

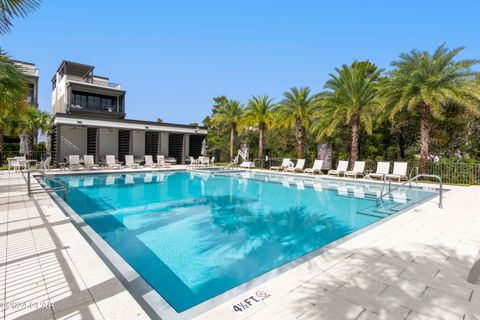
240,95,275,159
276,87,318,158
316,61,383,162
212,99,243,160
18,105,51,157
0,52,27,161
0,0,40,34
381,44,480,173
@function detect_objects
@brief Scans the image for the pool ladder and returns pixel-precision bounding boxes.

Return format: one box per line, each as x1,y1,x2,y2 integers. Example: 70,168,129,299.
25,169,69,200
377,174,443,208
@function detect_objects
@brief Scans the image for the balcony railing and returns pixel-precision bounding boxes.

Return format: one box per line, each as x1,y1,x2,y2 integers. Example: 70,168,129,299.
65,75,121,89
68,104,121,114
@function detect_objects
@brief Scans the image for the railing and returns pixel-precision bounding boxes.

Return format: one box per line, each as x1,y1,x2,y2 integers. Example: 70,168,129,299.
68,104,121,114
26,169,68,200
65,75,121,89
378,174,443,208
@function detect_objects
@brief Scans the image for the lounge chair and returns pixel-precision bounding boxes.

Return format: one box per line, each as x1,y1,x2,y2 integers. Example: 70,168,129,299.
285,159,305,173
328,160,349,176
144,155,157,168
366,162,390,180
270,158,291,171
83,155,100,170
106,155,122,169
68,155,83,170
345,161,365,178
305,159,324,175
157,155,171,168
125,155,140,169
386,162,408,182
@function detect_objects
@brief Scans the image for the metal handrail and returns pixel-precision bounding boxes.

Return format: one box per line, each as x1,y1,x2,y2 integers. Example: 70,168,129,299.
378,174,443,208
26,169,68,200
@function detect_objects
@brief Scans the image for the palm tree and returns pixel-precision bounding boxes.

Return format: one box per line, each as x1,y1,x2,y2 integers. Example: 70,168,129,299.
240,95,275,159
0,0,40,34
212,99,243,160
18,105,51,157
0,52,27,161
381,44,480,173
276,87,318,158
316,61,383,162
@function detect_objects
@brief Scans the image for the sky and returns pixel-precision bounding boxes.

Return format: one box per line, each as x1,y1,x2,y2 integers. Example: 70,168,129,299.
2,0,480,125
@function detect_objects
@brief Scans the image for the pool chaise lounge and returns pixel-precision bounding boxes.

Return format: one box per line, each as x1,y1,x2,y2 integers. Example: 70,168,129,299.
68,155,84,170
106,155,123,169
305,159,324,175
271,158,291,171
83,155,100,170
345,161,365,178
144,155,158,168
386,162,409,181
367,161,390,180
328,160,349,176
285,159,305,173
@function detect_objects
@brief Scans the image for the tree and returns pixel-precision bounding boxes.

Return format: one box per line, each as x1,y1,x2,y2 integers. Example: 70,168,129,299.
0,52,27,160
0,0,40,34
276,87,318,158
240,95,275,158
17,105,51,157
381,44,480,173
316,61,383,162
212,99,243,160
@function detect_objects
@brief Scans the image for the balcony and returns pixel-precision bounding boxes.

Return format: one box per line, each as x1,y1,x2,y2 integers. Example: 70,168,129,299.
65,74,121,90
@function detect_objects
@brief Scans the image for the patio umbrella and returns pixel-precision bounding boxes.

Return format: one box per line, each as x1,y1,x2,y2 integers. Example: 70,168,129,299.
19,131,29,156
201,139,207,156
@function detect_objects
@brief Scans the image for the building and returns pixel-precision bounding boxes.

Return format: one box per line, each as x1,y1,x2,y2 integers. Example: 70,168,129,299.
50,61,207,164
12,59,39,107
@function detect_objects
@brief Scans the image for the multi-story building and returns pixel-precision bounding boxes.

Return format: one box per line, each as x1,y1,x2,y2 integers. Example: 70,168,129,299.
50,60,207,164
12,59,39,107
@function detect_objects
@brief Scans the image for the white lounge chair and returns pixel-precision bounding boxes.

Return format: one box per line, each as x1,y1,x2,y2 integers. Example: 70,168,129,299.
68,155,83,170
271,158,291,171
345,161,365,178
83,155,100,170
125,155,139,169
144,155,157,168
106,155,122,169
386,162,408,182
305,159,324,175
367,162,390,180
285,159,305,173
328,160,349,176
157,155,171,168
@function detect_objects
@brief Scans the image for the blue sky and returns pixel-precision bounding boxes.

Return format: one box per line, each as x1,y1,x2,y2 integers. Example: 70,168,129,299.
2,0,480,125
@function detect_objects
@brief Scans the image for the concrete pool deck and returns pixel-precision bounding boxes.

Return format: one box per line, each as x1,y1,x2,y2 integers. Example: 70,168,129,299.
0,168,479,320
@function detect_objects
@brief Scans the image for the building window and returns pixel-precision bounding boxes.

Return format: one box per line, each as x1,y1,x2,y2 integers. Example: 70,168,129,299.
71,91,118,113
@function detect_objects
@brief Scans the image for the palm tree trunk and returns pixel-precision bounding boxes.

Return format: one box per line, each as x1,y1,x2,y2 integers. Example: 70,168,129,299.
295,119,304,159
230,124,235,161
0,131,3,165
258,122,265,159
351,115,360,162
419,103,430,174
28,134,35,159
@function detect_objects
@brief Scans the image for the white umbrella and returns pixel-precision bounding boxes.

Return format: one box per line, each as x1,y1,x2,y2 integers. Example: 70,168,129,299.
201,139,207,156
19,131,29,156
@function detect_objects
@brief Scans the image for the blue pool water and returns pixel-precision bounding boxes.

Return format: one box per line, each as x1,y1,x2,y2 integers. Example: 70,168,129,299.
52,171,436,312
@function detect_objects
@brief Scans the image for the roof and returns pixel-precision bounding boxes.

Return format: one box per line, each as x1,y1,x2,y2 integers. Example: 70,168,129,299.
53,113,207,134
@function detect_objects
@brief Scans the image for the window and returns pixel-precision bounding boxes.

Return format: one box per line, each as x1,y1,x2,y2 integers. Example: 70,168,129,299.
71,91,118,112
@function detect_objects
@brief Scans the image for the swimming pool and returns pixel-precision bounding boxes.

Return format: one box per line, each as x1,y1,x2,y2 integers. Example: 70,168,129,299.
50,171,437,313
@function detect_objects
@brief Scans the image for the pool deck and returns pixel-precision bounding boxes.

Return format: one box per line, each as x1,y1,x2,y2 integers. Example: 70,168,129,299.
1,168,479,320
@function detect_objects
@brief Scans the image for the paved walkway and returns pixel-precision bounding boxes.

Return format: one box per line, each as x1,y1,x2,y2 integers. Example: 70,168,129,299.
0,171,149,320
0,169,479,320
